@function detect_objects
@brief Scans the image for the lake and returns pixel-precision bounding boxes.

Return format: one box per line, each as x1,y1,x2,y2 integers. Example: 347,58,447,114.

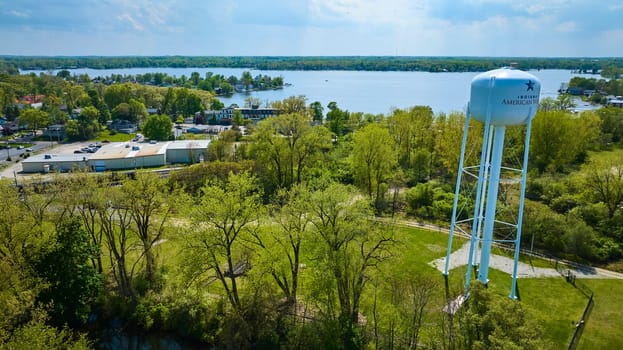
24,67,591,115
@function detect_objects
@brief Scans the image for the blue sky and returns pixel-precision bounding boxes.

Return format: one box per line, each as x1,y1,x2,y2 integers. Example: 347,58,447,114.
1,0,622,56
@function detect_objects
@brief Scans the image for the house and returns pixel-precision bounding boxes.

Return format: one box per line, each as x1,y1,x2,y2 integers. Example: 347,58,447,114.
2,123,19,135
18,95,45,105
109,119,138,134
43,124,66,140
147,108,160,115
186,126,209,134
607,97,623,108
567,87,584,95
71,108,83,119
558,83,569,94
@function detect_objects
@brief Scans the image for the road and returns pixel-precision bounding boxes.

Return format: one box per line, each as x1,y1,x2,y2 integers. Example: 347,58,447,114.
0,141,51,161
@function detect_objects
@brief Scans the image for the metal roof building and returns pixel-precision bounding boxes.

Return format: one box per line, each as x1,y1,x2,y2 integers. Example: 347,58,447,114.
21,153,92,173
89,142,167,172
166,140,210,164
20,140,210,173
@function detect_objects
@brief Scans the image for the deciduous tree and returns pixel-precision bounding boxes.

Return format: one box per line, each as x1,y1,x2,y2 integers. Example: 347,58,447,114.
351,123,397,210
308,183,395,347
184,172,263,311
122,173,175,290
263,185,312,311
34,217,102,326
18,108,49,136
250,113,331,191
142,114,172,141
530,110,600,173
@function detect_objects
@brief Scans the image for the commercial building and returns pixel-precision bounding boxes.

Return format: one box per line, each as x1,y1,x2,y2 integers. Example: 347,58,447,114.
198,104,280,124
89,142,167,172
20,140,210,173
21,153,91,173
166,140,210,164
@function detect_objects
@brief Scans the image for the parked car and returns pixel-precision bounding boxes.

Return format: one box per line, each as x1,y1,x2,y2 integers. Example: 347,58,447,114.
25,148,33,152
16,145,24,149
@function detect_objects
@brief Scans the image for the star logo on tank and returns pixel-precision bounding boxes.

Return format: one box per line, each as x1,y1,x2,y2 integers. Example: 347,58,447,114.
526,80,535,91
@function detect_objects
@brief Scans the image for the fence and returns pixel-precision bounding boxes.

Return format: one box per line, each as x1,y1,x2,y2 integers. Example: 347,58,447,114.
567,293,594,350
554,263,594,350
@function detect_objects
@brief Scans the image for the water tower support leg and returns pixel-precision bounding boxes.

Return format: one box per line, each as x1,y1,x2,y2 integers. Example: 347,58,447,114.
444,112,472,276
478,125,506,285
465,120,492,291
472,124,495,267
510,118,533,299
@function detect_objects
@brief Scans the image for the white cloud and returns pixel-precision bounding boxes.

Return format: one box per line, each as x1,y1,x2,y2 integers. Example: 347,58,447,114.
608,3,623,11
309,0,426,26
525,4,546,14
555,21,577,33
117,13,144,31
7,9,30,18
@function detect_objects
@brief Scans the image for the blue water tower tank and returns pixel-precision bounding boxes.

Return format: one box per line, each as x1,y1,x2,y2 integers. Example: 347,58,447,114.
469,67,541,126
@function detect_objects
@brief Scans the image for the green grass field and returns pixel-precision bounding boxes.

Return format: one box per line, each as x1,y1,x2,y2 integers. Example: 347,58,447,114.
576,279,623,349
95,130,134,142
381,224,623,349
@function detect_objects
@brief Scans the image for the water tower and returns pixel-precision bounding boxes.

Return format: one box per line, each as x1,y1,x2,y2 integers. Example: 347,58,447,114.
443,67,541,299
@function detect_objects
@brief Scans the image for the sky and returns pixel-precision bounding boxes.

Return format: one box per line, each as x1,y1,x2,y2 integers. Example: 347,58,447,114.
1,0,622,57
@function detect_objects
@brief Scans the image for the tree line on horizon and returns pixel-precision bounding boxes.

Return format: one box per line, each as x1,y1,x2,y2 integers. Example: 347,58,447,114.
1,56,623,76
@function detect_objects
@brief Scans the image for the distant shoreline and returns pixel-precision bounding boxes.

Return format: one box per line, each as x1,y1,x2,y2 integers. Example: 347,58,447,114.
3,56,621,74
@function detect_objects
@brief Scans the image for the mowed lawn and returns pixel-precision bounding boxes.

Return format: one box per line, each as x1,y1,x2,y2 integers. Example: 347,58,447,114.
388,224,623,349
576,279,623,350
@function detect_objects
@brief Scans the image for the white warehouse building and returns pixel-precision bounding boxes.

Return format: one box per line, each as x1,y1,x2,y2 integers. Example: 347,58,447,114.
21,153,91,173
21,140,210,173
